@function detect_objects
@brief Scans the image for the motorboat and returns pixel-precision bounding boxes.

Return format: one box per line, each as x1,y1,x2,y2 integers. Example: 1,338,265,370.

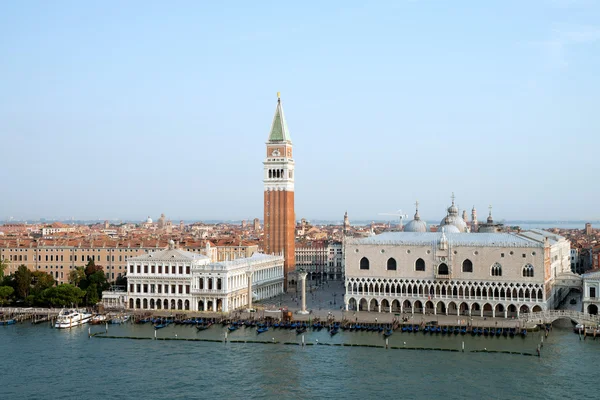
54,309,92,329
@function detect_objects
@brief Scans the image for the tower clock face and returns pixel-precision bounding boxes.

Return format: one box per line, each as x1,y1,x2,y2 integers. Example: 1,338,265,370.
271,149,280,156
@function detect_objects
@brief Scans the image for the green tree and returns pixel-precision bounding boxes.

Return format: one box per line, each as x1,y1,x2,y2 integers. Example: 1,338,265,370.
0,258,8,278
31,271,55,293
0,286,14,305
13,265,32,300
39,284,85,307
85,283,99,305
68,266,86,286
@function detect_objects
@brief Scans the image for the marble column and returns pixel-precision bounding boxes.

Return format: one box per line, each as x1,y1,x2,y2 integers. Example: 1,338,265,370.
298,271,309,314
246,270,254,311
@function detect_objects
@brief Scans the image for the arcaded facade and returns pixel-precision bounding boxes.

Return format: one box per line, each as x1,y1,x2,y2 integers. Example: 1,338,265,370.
344,229,571,318
126,241,284,312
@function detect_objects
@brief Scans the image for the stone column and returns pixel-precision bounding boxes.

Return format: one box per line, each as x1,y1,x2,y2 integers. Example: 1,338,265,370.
298,271,309,314
246,270,254,311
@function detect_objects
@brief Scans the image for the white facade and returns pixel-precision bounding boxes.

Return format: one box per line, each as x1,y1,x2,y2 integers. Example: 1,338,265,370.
126,242,284,313
295,241,344,281
582,271,600,315
344,230,571,318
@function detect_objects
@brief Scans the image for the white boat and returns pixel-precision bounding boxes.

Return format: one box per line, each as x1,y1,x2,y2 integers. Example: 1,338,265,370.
54,309,92,329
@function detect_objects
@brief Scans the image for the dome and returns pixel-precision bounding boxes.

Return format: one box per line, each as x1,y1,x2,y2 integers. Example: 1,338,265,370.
442,224,460,234
404,219,427,233
146,216,153,224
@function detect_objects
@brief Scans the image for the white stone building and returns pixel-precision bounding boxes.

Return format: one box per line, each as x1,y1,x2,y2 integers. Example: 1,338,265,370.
344,229,572,319
582,271,600,315
126,241,284,313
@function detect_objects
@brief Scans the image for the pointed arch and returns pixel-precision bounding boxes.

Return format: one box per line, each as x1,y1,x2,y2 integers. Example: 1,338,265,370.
387,258,397,271
491,262,502,276
462,259,473,273
415,258,425,271
360,257,370,270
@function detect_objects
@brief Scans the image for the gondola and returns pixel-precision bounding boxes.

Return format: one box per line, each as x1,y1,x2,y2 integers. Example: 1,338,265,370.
520,329,527,338
401,326,407,333
257,327,269,334
423,326,429,333
502,328,508,337
154,323,168,330
329,327,339,336
509,329,515,338
435,326,441,334
228,326,238,332
496,329,502,337
296,326,307,334
196,322,213,331
383,328,393,338
460,327,467,335
453,327,460,335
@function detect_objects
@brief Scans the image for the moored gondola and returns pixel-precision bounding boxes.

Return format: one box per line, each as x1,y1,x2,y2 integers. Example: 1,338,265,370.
257,327,269,334
383,328,393,338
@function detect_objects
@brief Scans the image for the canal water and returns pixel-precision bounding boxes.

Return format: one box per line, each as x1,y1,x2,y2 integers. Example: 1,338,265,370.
1,323,598,399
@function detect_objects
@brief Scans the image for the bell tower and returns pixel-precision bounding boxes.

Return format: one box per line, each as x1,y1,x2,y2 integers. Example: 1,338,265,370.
263,93,295,289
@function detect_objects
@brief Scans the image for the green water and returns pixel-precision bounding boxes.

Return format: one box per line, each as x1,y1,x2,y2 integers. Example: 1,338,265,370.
0,322,597,399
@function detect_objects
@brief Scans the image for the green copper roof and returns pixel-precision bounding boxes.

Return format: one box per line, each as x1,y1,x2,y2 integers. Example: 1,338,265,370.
268,99,292,143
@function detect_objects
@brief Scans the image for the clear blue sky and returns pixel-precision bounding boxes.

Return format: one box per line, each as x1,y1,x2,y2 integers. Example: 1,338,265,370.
1,0,599,222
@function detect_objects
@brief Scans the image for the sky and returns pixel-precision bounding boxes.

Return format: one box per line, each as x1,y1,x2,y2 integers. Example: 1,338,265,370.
1,0,599,222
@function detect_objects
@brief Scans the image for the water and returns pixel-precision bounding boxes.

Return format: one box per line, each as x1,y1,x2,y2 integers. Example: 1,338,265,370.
1,323,598,399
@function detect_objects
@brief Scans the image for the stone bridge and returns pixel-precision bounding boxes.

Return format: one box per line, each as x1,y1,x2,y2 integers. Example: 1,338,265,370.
520,309,600,326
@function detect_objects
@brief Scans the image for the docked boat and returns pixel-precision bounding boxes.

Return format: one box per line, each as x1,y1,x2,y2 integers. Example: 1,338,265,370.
110,315,130,325
54,309,92,329
296,326,307,334
256,327,269,334
383,328,393,338
89,315,107,325
228,325,238,332
196,322,213,331
0,319,16,326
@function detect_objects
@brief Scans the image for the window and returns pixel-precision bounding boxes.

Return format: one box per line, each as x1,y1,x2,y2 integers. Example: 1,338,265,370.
491,262,502,276
462,259,473,273
415,258,425,271
522,264,534,277
137,265,141,273
590,287,596,298
387,258,397,271
438,263,449,275
501,253,504,258
186,266,190,274
359,257,370,270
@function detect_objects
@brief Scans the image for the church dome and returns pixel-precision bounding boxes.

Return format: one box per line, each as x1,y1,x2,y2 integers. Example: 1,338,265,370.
404,219,427,233
442,224,460,234
405,201,427,232
146,216,153,224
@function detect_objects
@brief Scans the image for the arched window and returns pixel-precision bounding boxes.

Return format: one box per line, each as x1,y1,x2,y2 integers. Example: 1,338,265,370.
522,264,534,277
438,263,449,275
491,262,502,277
387,258,397,271
268,170,272,178
462,259,473,273
360,257,370,270
415,258,425,271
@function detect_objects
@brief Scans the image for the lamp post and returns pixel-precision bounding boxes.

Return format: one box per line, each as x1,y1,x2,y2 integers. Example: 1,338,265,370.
333,293,337,305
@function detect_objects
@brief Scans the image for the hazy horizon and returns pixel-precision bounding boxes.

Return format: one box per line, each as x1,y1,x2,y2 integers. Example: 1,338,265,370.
2,1,599,221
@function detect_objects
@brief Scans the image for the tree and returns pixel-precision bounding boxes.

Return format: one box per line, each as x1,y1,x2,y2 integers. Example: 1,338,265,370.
68,267,86,286
39,284,85,307
0,286,13,305
13,265,32,300
0,258,8,278
31,271,55,294
85,283,99,305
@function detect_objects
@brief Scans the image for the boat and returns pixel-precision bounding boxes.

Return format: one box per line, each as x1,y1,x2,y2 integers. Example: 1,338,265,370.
257,327,269,334
154,323,168,330
296,326,307,334
89,315,107,325
196,322,213,331
574,323,584,333
54,309,92,329
228,326,238,332
330,327,339,336
383,328,393,338
0,319,16,326
520,329,527,338
110,315,130,325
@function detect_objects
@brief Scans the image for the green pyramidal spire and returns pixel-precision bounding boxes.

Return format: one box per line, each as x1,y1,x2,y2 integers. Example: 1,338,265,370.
268,93,292,143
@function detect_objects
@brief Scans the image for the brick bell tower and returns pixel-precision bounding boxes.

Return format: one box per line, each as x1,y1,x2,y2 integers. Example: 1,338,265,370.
263,92,295,290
